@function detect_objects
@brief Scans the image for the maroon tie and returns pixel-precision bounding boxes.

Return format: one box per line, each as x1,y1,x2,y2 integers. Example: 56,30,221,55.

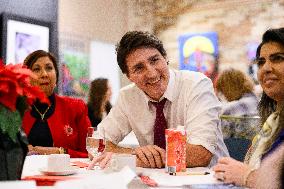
152,98,167,149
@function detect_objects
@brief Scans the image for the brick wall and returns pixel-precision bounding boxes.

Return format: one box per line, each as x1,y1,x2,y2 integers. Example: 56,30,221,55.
127,0,284,73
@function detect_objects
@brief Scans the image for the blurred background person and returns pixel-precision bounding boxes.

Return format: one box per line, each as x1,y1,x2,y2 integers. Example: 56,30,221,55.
22,50,91,158
87,78,112,129
216,68,259,116
213,27,284,188
216,68,260,140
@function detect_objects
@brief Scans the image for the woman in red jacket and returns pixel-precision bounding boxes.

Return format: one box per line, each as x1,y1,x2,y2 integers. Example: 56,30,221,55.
22,50,90,158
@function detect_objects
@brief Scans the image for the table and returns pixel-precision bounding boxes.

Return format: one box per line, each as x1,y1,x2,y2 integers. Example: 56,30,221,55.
16,155,241,189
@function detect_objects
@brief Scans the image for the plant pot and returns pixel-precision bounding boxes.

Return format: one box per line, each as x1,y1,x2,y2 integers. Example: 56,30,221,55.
0,128,28,180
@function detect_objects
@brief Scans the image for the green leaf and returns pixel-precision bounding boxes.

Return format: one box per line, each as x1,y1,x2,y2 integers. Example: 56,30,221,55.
0,104,22,142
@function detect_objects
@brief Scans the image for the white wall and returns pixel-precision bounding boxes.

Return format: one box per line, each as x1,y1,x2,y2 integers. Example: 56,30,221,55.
59,0,127,43
89,41,120,104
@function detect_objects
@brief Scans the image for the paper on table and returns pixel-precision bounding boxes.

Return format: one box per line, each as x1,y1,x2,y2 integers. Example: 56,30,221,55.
55,166,137,189
137,167,221,187
151,172,220,187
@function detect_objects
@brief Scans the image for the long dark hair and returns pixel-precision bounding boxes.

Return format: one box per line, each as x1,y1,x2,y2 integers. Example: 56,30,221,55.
87,78,110,119
256,28,284,124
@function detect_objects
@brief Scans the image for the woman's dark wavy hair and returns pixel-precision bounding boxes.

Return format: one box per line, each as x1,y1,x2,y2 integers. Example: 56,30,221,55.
116,31,167,75
23,50,59,84
256,28,284,124
87,78,109,119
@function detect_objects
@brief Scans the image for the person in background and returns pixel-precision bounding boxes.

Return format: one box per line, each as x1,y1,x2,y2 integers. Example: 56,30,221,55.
22,50,91,158
213,27,284,188
216,68,258,116
216,68,259,139
87,78,112,129
92,31,228,169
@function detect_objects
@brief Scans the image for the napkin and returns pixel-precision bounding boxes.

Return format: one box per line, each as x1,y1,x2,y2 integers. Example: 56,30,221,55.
22,175,78,186
71,161,89,168
139,175,158,187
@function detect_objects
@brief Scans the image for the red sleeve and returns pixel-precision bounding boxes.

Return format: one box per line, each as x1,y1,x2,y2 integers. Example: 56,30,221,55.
66,99,90,158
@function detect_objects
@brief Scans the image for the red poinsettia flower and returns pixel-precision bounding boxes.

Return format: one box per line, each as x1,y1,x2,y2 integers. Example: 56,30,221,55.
0,59,50,111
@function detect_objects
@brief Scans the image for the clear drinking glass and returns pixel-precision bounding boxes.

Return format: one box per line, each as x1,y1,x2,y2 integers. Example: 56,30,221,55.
86,130,106,159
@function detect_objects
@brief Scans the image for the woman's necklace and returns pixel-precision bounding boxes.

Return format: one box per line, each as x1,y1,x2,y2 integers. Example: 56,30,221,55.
33,105,50,120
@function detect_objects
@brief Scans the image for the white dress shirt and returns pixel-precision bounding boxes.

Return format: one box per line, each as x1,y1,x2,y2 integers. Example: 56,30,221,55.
98,69,229,167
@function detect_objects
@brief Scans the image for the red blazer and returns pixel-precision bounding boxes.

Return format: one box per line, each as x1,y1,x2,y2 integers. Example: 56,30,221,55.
22,95,91,158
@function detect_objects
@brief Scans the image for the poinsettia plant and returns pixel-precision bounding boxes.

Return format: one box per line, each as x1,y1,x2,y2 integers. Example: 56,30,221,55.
0,59,49,142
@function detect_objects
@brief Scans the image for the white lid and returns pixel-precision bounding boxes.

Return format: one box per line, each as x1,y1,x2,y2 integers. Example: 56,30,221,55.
176,125,185,131
176,125,186,135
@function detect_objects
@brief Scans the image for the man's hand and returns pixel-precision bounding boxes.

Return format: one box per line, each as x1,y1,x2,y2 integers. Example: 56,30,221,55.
88,152,113,169
134,145,165,168
104,141,166,168
186,144,212,167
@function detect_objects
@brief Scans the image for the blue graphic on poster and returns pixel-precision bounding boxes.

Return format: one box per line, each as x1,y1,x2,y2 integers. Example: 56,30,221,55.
246,42,259,83
178,32,218,80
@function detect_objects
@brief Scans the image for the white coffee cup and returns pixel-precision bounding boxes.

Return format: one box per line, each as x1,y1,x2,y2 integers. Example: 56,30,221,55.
47,154,71,172
108,154,136,172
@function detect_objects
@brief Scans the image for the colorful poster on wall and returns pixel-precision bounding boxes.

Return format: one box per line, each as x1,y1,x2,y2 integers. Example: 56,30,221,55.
246,42,259,83
60,51,90,99
178,32,218,80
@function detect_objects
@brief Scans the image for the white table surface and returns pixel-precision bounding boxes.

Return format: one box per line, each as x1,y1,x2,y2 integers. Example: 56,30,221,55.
19,155,224,189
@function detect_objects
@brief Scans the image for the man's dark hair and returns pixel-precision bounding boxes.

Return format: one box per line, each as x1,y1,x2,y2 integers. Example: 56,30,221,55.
116,31,167,75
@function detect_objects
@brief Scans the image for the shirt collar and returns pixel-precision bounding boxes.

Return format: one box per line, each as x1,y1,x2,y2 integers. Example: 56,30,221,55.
163,69,175,102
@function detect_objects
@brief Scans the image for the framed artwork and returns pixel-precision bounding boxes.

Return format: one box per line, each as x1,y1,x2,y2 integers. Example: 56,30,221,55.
60,50,90,99
1,13,51,64
178,32,219,81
